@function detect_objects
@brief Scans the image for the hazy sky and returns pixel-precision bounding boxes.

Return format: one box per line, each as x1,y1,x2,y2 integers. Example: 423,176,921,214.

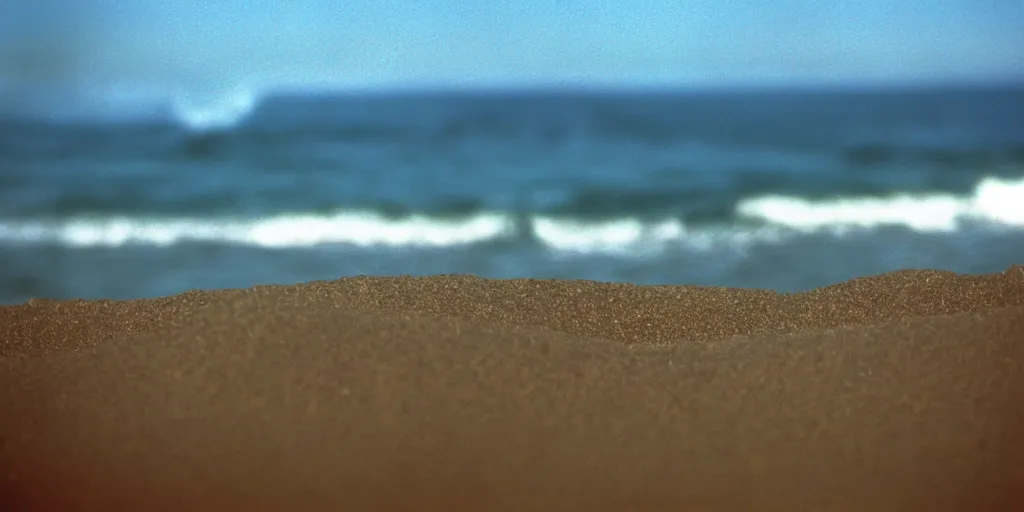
1,0,1022,103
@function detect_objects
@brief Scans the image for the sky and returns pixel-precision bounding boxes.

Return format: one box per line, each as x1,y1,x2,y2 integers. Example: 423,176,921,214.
1,0,1022,113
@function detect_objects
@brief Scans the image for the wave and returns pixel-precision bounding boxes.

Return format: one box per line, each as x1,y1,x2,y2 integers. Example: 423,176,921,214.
0,211,515,249
169,88,258,133
0,210,790,255
737,176,1024,232
531,217,687,253
1,176,1021,253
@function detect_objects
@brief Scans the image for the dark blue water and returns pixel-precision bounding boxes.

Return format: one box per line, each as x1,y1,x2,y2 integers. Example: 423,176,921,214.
2,85,1023,304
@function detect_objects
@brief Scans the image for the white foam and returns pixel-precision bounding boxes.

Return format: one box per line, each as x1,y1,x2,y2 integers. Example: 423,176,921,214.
170,88,257,132
242,211,515,248
736,175,1024,233
0,211,516,249
531,217,686,254
0,211,776,255
972,176,1024,225
1,176,1020,253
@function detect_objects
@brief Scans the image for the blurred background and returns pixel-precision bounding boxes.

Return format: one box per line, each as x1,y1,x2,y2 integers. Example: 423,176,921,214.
1,0,1023,304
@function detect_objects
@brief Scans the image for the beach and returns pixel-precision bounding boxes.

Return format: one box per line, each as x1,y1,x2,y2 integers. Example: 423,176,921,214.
2,266,1023,510
3,2,1023,509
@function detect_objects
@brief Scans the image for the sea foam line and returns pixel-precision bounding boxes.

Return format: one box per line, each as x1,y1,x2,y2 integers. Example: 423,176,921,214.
0,211,516,249
0,176,1021,252
0,210,778,254
737,176,1024,232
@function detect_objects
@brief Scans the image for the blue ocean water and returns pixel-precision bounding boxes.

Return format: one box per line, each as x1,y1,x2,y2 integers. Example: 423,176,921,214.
1,86,1023,304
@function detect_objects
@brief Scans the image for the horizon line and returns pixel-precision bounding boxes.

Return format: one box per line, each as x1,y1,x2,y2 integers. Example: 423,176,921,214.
260,76,1024,97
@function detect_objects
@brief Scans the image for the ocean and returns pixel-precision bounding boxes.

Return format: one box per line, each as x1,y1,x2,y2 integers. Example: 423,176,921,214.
1,85,1022,305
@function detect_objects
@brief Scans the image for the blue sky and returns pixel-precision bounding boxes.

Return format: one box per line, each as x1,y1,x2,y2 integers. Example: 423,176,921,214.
1,0,1022,104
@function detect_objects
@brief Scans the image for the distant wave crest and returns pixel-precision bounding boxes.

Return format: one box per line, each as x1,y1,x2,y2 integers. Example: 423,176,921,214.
170,88,258,132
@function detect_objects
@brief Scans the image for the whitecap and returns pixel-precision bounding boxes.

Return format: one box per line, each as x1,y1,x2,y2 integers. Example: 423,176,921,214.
170,87,258,132
735,175,1024,233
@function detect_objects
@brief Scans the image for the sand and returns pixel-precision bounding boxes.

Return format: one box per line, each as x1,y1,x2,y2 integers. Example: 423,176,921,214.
2,266,1023,510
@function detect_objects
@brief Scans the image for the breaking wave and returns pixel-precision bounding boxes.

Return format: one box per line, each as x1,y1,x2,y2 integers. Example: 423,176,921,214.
1,176,1021,254
737,176,1024,232
169,88,258,132
0,211,515,249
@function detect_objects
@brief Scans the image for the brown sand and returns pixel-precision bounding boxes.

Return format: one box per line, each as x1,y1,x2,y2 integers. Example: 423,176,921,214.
2,266,1023,510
